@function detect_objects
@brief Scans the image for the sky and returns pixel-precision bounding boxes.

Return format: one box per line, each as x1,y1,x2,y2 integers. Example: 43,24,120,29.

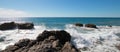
0,0,120,17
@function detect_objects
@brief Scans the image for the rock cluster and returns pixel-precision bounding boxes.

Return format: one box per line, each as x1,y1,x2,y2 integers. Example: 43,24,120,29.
85,24,97,28
2,30,79,52
17,23,34,29
74,23,97,28
74,23,83,27
0,22,34,30
0,22,16,30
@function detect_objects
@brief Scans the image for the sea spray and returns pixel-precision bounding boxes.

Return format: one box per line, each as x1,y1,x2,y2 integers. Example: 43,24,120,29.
0,25,46,50
65,24,120,52
0,24,120,52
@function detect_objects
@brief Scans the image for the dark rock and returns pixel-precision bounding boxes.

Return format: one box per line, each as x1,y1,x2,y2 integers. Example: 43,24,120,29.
0,22,16,30
108,25,112,27
61,42,78,52
36,30,71,44
17,23,34,29
74,23,83,27
85,24,97,28
14,39,30,48
0,22,34,30
3,45,19,52
2,30,79,52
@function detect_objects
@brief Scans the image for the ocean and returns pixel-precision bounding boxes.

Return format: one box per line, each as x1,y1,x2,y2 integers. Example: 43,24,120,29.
0,17,120,52
1,17,120,29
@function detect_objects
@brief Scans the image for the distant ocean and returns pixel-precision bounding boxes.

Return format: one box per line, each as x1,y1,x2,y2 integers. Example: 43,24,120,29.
0,17,120,52
0,17,120,29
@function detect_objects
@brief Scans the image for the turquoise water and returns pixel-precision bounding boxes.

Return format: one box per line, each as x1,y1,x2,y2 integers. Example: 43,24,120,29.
0,17,120,29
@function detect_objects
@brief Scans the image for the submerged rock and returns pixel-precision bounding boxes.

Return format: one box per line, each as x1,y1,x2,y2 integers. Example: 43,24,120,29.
17,23,34,29
85,24,97,28
74,23,83,27
2,30,79,52
0,22,16,30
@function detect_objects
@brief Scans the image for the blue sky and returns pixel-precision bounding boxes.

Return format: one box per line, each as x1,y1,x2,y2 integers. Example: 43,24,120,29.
0,0,120,17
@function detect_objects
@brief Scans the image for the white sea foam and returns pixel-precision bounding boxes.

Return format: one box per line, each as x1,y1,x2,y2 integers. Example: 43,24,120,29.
0,25,46,50
0,24,120,52
65,24,120,52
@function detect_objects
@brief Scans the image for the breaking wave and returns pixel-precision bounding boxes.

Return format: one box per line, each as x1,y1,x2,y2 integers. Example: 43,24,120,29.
65,24,120,52
0,24,120,52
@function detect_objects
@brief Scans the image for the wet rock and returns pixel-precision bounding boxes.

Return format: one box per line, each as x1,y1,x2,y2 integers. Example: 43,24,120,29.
0,22,34,30
3,45,19,52
74,23,83,27
36,30,71,44
17,23,34,29
85,24,97,28
0,22,16,30
2,30,79,52
14,39,30,48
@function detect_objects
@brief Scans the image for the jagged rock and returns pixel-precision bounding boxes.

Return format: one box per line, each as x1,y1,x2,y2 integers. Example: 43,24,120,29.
61,42,78,52
52,40,60,48
2,30,79,52
17,23,34,29
0,22,16,30
36,30,71,44
14,39,30,48
3,45,19,52
74,23,83,27
85,24,97,28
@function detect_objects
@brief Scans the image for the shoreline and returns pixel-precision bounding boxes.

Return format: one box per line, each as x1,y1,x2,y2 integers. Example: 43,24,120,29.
0,22,120,52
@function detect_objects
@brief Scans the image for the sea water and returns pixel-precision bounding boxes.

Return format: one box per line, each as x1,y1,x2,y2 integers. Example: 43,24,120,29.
0,17,120,52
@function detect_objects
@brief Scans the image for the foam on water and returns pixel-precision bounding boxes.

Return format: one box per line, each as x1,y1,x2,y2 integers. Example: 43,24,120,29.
0,25,46,50
0,24,120,52
65,24,120,52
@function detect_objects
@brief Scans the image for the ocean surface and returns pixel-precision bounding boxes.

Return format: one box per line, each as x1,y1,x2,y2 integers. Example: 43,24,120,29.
0,17,120,52
0,17,120,29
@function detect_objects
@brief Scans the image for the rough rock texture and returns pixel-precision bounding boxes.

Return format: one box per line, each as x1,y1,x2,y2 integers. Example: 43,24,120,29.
0,22,16,30
74,23,83,27
85,24,97,28
2,30,79,52
17,23,34,29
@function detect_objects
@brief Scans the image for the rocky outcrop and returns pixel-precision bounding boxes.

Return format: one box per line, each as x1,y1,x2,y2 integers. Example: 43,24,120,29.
74,23,83,27
2,30,79,52
85,24,97,28
17,23,34,29
0,22,16,30
0,22,34,30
